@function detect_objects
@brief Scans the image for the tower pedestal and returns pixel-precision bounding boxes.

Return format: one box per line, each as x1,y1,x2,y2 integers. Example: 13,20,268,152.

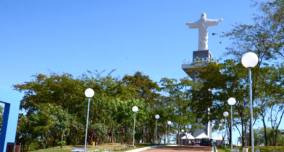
182,50,212,80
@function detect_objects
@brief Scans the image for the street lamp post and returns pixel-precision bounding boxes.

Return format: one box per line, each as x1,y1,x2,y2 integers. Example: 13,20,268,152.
227,97,236,151
167,120,172,144
154,114,160,144
84,88,95,152
181,129,185,145
132,106,139,147
241,52,258,152
223,111,229,148
208,108,212,140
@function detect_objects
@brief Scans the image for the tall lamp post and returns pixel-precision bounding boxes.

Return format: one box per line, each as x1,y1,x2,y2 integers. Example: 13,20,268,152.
223,111,229,148
167,120,172,144
208,108,212,140
132,106,139,147
241,52,258,152
227,97,236,151
154,114,160,144
84,88,94,152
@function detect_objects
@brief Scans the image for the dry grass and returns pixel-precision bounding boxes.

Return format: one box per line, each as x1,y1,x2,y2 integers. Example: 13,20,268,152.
30,143,136,152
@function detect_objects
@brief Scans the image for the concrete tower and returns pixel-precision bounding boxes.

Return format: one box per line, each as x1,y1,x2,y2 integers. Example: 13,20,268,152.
182,13,222,139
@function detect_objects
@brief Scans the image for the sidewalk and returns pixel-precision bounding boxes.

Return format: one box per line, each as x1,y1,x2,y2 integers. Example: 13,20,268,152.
127,145,212,152
141,145,211,152
126,145,159,152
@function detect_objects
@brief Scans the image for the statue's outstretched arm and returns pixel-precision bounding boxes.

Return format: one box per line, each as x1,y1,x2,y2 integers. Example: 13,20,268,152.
186,21,199,28
206,18,223,26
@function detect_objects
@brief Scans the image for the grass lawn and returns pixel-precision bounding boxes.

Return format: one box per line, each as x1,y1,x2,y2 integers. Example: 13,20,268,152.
217,147,230,152
218,146,284,152
30,143,150,152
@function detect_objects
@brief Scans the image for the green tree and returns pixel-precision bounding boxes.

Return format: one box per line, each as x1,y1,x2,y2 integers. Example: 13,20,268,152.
121,72,160,143
255,127,284,146
224,0,284,146
15,74,85,149
160,77,195,144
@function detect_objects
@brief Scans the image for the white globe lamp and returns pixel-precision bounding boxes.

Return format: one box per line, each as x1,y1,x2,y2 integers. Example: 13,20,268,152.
227,97,236,106
223,111,229,117
241,52,259,68
132,106,139,113
84,88,94,98
155,114,160,120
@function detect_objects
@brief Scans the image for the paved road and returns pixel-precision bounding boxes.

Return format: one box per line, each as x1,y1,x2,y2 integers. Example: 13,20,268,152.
143,146,211,152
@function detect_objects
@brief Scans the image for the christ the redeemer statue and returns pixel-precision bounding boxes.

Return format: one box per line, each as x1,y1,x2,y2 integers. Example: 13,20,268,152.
186,13,223,51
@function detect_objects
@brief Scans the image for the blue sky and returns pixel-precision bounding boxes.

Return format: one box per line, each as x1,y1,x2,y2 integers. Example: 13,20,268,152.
1,0,282,143
0,0,256,94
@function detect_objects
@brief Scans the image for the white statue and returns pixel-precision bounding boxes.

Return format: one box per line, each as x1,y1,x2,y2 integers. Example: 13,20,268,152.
186,13,223,51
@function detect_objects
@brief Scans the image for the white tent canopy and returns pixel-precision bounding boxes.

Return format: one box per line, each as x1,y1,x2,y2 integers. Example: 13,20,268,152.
181,133,195,140
195,133,209,139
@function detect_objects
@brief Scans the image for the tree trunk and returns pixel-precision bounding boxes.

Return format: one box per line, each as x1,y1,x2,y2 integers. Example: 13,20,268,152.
275,110,284,145
249,119,251,146
244,121,248,147
228,119,232,146
261,114,267,146
272,127,277,146
60,130,64,148
241,118,245,147
271,108,284,146
110,128,113,143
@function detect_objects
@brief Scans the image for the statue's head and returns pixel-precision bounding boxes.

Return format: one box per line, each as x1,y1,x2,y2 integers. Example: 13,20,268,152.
201,12,207,20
